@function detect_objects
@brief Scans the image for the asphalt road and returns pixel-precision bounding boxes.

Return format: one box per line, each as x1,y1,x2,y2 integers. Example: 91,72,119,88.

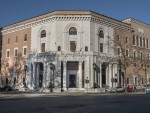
0,93,150,113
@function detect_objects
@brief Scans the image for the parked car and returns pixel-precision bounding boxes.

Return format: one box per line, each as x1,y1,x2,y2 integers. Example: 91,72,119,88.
116,86,125,93
145,86,150,94
127,86,134,92
106,86,125,93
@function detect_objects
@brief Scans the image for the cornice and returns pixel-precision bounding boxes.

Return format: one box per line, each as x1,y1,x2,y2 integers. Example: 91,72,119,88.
132,19,150,29
2,15,132,35
2,15,92,35
124,18,150,29
90,16,132,32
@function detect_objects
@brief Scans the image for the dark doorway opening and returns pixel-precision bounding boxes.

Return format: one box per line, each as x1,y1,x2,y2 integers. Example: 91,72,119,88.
69,74,76,88
102,63,107,87
39,63,43,87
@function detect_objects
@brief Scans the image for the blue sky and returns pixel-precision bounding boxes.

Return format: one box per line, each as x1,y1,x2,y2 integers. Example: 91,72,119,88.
0,0,150,27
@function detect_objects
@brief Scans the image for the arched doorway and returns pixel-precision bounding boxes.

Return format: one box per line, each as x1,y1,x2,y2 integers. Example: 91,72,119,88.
102,63,107,87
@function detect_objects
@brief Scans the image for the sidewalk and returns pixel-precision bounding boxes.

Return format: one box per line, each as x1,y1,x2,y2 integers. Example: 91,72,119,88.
0,91,147,99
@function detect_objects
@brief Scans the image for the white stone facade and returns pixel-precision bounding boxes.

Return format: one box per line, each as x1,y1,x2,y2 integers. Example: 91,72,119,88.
24,13,121,92
2,11,132,92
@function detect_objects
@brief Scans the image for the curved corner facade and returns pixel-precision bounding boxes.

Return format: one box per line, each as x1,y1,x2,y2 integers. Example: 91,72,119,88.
1,11,149,92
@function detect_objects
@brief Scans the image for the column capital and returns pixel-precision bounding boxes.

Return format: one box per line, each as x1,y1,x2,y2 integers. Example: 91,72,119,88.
63,61,67,64
79,60,83,64
32,62,36,66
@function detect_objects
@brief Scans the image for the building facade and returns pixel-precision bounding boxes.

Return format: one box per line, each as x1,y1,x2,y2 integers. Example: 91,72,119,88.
123,18,150,86
0,11,149,92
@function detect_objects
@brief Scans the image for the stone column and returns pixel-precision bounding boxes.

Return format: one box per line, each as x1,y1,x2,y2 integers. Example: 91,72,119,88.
43,63,46,87
32,63,36,88
109,64,112,87
99,63,102,87
114,64,118,87
36,64,40,87
79,61,83,89
63,61,67,90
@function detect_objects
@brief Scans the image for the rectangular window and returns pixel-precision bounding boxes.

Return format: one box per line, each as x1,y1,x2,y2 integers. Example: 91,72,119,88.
135,78,137,84
41,43,45,52
133,51,136,59
133,35,135,45
23,48,27,55
117,48,120,56
24,34,27,41
134,63,136,67
100,43,103,52
146,39,149,48
117,35,120,42
142,78,144,84
140,37,142,47
136,36,139,46
14,49,18,57
15,36,18,43
143,38,145,48
6,50,10,58
8,38,10,44
147,54,149,61
125,49,129,57
126,37,128,43
70,41,76,52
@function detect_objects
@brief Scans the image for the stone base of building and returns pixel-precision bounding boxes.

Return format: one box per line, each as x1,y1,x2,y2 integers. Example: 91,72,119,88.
18,86,29,92
62,88,85,92
85,88,105,93
37,87,62,93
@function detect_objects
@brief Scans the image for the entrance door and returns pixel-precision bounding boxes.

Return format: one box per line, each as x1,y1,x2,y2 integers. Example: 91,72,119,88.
39,63,43,87
102,63,106,87
69,74,76,88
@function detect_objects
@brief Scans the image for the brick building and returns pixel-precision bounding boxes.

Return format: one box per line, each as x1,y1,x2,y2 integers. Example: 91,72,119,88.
0,11,149,92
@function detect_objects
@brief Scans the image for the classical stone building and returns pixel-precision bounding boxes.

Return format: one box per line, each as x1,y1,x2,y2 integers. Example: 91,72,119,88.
0,10,149,92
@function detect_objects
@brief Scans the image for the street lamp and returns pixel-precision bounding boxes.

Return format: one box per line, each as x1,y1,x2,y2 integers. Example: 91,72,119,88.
24,65,27,87
93,63,96,88
50,63,55,92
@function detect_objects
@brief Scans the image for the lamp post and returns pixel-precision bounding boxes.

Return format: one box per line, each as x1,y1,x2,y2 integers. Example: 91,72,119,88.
24,65,27,87
50,63,55,92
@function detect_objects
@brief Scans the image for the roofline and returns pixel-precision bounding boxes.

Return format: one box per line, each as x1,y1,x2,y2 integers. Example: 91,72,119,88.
89,11,131,26
2,10,131,30
123,18,150,28
2,10,90,28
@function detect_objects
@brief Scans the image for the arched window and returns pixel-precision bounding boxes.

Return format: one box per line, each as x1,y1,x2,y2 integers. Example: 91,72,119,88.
85,46,88,51
69,27,77,35
98,30,104,38
41,30,46,38
58,46,61,51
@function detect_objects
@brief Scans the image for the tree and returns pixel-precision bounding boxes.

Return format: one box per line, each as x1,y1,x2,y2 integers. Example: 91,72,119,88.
107,29,133,92
1,53,25,89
